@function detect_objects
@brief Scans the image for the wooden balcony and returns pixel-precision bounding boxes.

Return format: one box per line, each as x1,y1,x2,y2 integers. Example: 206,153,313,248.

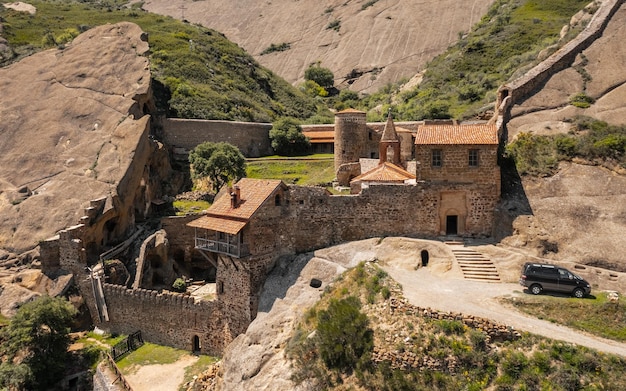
194,236,249,258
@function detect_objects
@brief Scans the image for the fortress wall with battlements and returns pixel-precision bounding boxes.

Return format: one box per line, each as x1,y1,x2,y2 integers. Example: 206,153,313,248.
161,118,273,157
101,283,227,354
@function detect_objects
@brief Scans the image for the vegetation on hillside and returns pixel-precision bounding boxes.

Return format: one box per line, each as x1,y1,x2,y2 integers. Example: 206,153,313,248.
287,262,626,390
357,0,593,121
0,0,326,122
505,116,626,176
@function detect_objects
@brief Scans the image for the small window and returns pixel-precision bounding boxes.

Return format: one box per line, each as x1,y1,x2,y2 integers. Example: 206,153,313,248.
217,281,224,294
469,149,479,167
275,194,281,206
368,132,373,140
431,149,442,167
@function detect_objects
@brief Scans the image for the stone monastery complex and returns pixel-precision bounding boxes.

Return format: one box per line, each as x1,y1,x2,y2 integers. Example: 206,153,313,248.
41,106,503,355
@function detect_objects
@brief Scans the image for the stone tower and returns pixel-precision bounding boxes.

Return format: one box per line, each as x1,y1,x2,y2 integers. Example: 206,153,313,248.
334,109,367,172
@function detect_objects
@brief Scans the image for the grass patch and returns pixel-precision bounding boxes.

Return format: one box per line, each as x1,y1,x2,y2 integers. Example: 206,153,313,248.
504,291,626,342
246,154,334,185
116,342,188,373
172,199,210,215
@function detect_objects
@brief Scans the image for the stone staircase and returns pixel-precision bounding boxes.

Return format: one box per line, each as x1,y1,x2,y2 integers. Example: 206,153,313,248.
446,241,500,282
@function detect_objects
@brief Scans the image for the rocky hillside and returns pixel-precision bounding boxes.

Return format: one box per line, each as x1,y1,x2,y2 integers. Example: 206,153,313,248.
499,1,626,271
0,22,176,258
141,0,494,94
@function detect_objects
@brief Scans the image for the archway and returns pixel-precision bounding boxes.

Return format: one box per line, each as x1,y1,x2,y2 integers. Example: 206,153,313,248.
420,250,429,267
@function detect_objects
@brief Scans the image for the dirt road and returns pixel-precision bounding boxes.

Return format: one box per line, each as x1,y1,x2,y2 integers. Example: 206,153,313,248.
382,264,626,357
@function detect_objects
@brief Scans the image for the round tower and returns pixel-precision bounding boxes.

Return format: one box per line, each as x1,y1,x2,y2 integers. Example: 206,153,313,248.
334,109,367,172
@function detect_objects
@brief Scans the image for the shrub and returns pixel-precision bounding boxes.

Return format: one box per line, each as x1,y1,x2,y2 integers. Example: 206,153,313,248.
316,296,373,372
260,42,290,55
570,92,595,108
188,141,246,193
172,278,186,293
304,64,335,89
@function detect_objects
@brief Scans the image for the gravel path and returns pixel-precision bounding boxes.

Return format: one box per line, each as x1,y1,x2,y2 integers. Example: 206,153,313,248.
382,264,626,357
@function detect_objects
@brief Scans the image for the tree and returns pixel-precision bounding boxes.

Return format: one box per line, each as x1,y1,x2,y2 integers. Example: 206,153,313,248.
189,142,247,193
316,296,373,372
304,64,334,89
0,296,77,390
269,118,310,156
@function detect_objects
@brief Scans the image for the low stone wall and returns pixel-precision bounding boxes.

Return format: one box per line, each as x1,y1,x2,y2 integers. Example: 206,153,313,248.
161,118,272,157
371,297,521,371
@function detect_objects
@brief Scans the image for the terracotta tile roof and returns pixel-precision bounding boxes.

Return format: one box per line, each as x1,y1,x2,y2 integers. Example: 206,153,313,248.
351,162,416,183
414,124,498,145
187,215,247,235
302,130,335,143
187,178,284,234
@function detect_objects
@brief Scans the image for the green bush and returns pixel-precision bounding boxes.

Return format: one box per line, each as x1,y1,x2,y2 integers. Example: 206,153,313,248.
172,278,186,293
569,92,595,108
316,296,373,372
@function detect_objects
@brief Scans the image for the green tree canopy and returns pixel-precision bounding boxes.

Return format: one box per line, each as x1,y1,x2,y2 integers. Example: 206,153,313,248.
189,142,247,193
0,296,77,390
269,118,311,156
304,64,335,89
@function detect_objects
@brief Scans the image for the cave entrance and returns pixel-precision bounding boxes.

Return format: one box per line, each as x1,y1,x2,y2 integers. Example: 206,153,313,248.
446,215,458,236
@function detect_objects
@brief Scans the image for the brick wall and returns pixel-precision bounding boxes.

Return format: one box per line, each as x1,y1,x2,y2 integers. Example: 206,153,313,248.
161,118,272,157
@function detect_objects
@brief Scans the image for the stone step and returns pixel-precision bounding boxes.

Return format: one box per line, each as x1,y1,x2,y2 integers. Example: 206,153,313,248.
448,245,501,281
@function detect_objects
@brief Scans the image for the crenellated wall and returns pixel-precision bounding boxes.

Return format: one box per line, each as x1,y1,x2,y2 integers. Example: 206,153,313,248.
101,283,226,354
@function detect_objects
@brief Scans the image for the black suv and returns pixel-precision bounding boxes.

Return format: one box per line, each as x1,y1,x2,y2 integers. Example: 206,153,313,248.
519,263,591,298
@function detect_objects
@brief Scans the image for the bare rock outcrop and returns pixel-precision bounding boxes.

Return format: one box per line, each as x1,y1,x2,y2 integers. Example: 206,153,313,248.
141,0,493,94
0,22,173,257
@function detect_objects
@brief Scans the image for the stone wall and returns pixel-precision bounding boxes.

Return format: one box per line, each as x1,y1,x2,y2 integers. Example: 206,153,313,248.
414,144,500,186
288,182,498,252
498,0,623,110
100,283,226,354
161,118,272,157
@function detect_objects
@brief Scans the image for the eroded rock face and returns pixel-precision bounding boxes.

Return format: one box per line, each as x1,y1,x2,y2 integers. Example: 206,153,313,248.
0,22,172,256
141,0,494,94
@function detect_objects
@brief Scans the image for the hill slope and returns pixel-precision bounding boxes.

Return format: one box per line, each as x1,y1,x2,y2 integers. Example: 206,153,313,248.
141,0,494,94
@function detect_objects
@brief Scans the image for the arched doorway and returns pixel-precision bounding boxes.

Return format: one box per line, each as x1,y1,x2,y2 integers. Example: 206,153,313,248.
420,250,429,267
192,335,201,353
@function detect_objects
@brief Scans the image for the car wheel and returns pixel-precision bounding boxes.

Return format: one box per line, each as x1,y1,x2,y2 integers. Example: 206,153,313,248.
573,288,585,298
530,284,542,295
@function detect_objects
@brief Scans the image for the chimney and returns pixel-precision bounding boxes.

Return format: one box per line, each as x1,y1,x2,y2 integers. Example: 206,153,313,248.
231,186,241,208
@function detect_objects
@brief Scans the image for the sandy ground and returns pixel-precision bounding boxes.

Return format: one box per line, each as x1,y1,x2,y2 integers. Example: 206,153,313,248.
124,354,198,391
